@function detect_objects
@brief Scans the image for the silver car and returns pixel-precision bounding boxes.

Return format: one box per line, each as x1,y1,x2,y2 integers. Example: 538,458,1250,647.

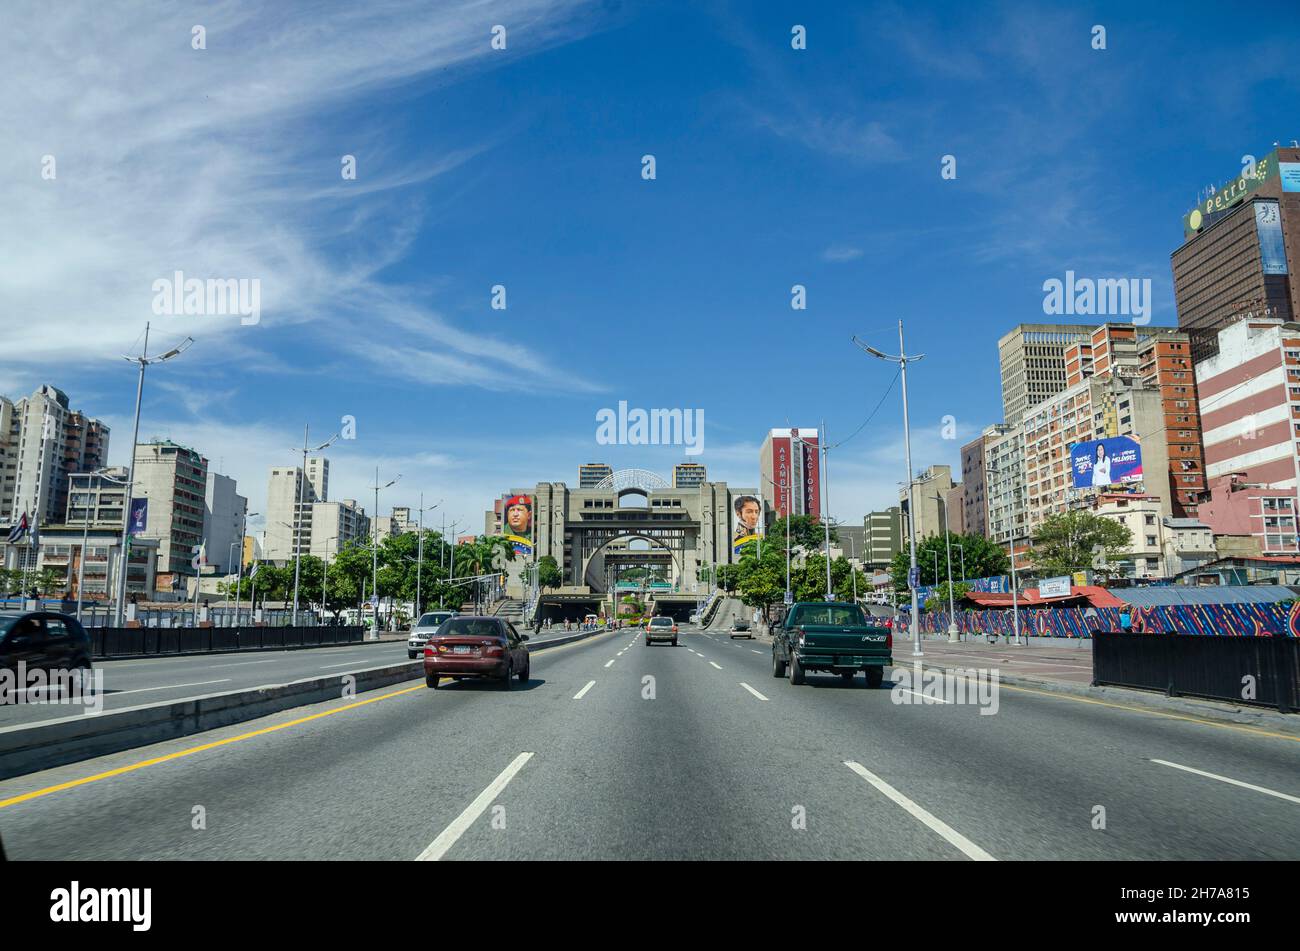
408,611,456,658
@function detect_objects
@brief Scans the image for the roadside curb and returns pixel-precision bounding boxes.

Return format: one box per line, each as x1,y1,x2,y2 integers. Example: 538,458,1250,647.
890,655,1300,736
0,662,424,781
0,625,622,782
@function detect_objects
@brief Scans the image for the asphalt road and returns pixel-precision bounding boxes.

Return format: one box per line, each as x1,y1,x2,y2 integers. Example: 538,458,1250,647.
1,623,1297,860
0,629,587,725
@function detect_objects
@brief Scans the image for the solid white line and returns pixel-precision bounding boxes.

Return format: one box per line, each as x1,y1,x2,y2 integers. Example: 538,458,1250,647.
108,679,233,696
750,650,762,654
844,760,995,861
416,752,534,861
573,680,596,700
1151,759,1300,805
896,687,951,704
709,661,723,670
210,658,281,668
739,682,768,701
604,659,615,668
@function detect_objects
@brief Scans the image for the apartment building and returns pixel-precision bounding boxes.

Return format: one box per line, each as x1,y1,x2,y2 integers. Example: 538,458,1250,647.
202,471,248,573
899,465,956,541
998,324,1096,427
0,385,110,528
863,507,903,569
132,441,209,576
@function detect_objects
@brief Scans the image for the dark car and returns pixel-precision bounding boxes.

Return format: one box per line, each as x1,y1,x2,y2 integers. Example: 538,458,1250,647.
0,611,93,672
772,601,891,687
423,616,530,690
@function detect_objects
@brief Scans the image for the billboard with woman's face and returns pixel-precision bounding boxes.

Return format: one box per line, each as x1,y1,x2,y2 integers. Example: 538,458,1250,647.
501,493,534,556
732,493,763,555
1071,436,1142,488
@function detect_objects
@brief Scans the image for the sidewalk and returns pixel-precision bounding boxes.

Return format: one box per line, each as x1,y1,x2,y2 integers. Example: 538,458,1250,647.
897,634,1094,686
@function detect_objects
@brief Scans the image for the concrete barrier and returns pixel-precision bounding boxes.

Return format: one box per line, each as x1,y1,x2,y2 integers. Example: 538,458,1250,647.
0,622,617,781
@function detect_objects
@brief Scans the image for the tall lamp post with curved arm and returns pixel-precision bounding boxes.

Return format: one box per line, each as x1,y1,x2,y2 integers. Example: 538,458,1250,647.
114,324,193,626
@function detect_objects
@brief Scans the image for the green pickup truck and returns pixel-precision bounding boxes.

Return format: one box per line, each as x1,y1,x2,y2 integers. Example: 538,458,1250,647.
772,602,892,688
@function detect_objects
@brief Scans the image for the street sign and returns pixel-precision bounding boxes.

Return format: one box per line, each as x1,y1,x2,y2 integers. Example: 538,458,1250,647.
783,590,793,605
908,566,920,588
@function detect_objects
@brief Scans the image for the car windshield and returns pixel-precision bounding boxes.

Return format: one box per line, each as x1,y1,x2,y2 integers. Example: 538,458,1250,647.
790,605,867,626
0,613,23,637
417,613,451,627
439,618,500,638
649,618,673,627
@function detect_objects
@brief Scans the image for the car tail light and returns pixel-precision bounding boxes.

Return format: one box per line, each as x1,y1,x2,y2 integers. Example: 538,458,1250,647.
483,640,505,657
423,646,434,657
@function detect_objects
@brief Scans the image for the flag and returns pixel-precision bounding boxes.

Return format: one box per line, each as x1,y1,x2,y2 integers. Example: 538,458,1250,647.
28,517,39,548
249,562,260,579
7,513,28,545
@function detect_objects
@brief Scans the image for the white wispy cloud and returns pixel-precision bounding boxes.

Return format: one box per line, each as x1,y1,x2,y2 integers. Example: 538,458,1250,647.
822,245,864,263
0,0,600,390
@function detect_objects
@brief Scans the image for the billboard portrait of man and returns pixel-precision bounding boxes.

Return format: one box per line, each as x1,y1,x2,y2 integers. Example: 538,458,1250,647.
502,494,534,555
732,494,762,554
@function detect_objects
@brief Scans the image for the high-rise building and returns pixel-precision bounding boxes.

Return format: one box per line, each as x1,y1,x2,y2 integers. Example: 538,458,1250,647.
0,385,110,528
305,457,329,503
985,425,1027,548
203,471,248,573
66,467,130,528
863,507,903,569
960,424,1013,538
1173,146,1300,364
672,462,707,488
899,464,955,541
375,505,413,541
579,462,613,488
308,500,371,559
265,465,323,562
132,441,209,576
1020,374,1173,533
1194,318,1300,495
1136,330,1205,515
944,483,965,535
998,324,1096,426
759,428,820,519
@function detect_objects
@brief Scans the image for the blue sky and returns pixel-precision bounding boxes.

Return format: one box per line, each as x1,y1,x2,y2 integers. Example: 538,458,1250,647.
4,0,1299,536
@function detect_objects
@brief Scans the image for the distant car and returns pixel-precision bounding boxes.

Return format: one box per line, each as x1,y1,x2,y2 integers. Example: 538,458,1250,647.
645,616,678,646
0,611,93,673
408,611,456,658
424,616,529,690
729,617,752,639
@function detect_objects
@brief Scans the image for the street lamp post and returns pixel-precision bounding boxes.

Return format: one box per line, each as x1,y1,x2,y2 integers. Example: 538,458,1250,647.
76,468,129,625
113,324,193,626
854,321,924,657
291,427,338,626
932,493,959,642
233,509,257,626
988,465,1023,646
414,495,441,620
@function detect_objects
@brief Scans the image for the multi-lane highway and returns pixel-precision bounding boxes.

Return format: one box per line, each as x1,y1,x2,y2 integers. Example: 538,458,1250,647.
1,622,1297,860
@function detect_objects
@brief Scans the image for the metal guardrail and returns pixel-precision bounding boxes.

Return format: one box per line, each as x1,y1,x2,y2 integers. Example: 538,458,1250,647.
1092,632,1299,713
86,625,366,659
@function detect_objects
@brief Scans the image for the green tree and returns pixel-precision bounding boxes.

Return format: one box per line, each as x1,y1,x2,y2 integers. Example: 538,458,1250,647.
889,532,1010,593
537,555,562,590
924,581,973,612
1031,510,1132,575
765,515,837,554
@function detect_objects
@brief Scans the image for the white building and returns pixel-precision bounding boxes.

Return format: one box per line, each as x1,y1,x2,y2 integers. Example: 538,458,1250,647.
203,471,248,573
132,442,209,577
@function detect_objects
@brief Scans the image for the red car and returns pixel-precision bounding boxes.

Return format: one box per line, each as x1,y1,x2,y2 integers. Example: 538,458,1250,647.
424,616,530,690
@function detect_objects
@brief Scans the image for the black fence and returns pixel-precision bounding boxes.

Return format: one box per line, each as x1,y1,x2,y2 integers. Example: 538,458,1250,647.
1092,632,1300,713
87,625,366,659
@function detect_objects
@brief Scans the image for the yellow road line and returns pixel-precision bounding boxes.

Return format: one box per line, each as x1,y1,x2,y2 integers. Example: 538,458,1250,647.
0,683,426,809
1,629,620,809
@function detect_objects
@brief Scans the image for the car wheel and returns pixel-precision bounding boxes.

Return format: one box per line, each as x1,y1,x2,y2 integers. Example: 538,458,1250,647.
788,652,805,685
517,660,529,683
772,650,787,678
408,651,417,659
425,673,440,689
500,663,513,690
865,667,884,689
